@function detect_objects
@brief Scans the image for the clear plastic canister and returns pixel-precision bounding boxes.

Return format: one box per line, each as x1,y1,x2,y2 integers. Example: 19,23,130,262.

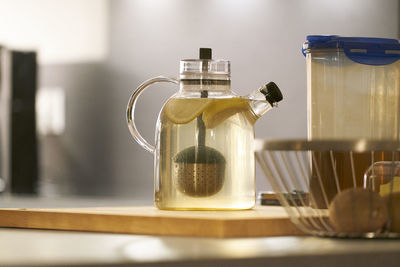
303,36,400,208
303,35,400,140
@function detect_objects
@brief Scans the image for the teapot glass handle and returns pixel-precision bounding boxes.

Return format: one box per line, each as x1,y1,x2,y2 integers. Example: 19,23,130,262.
126,76,179,154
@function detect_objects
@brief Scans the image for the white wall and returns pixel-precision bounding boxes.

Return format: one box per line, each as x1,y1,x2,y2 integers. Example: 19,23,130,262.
0,0,109,64
4,0,398,198
107,0,400,198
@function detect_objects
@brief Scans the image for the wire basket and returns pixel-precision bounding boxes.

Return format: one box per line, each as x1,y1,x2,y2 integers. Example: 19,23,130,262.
255,139,400,238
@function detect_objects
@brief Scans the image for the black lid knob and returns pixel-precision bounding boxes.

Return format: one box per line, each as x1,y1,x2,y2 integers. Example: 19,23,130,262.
199,48,212,59
261,82,283,105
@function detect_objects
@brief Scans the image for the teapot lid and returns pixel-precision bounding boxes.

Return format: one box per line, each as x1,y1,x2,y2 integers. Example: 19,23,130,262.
180,48,230,80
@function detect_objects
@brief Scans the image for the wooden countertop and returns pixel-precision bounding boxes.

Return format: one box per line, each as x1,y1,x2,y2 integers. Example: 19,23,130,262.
1,196,400,267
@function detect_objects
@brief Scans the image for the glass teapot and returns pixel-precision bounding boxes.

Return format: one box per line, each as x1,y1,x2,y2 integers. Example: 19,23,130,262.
127,48,282,210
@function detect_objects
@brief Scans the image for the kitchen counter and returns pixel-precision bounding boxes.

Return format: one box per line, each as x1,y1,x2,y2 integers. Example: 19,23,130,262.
1,196,400,267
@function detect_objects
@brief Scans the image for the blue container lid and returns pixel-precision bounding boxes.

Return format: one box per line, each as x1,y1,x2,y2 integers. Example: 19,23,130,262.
303,35,400,66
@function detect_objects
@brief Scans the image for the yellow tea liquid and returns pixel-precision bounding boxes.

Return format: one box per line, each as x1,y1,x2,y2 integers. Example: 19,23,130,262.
155,97,257,210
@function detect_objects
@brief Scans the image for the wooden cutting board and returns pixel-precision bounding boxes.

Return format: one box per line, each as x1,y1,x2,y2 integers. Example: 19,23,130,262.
0,205,304,238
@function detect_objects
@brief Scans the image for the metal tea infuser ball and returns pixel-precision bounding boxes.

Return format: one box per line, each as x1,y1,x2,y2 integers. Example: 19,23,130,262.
174,48,226,197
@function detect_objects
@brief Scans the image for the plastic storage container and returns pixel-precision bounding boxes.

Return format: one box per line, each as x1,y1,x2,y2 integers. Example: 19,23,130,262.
303,36,400,209
303,35,400,140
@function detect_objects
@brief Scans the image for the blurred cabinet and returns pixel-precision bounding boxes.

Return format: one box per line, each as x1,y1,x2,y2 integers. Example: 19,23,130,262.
0,47,38,194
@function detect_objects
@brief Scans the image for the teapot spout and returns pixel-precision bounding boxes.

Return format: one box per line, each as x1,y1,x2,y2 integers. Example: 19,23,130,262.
246,82,283,121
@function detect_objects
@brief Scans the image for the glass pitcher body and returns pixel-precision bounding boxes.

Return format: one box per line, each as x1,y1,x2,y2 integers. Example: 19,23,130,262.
155,86,256,210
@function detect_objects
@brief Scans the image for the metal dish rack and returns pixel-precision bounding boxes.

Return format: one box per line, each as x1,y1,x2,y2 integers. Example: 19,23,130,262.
255,139,400,238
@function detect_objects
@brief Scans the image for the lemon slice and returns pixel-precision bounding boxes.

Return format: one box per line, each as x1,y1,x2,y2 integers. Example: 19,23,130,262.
163,98,212,124
203,98,250,128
